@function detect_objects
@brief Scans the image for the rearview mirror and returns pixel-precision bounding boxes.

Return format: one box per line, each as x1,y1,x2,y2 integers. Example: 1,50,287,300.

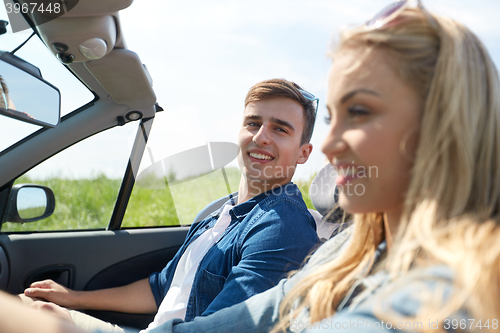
0,51,61,127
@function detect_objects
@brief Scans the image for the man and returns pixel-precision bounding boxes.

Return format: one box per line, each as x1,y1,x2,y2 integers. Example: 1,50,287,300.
22,79,319,331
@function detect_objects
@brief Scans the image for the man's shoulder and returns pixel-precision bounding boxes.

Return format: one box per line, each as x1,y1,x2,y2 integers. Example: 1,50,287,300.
259,183,308,209
244,185,315,230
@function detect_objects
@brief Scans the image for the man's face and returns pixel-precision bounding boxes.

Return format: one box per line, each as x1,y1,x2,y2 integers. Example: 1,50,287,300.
237,97,312,194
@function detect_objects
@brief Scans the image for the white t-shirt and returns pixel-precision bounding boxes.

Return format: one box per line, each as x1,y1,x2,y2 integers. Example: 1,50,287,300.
142,204,233,331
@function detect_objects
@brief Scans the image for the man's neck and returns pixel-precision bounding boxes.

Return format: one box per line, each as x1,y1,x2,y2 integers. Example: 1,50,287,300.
236,175,291,204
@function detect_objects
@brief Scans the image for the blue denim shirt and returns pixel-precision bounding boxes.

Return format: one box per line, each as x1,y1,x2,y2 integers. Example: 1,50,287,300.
148,182,319,322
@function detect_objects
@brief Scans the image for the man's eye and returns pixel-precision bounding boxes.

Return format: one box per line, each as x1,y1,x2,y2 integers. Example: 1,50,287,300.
247,122,260,127
276,127,287,133
347,105,370,116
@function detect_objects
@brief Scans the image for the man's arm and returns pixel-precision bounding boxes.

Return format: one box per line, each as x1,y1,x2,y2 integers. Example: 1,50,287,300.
146,270,305,333
23,277,157,314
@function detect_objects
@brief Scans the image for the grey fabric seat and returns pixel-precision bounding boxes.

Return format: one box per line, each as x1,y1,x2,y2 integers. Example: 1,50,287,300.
308,163,351,242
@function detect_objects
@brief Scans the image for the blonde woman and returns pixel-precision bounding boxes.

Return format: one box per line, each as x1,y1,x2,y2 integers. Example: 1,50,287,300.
4,1,499,332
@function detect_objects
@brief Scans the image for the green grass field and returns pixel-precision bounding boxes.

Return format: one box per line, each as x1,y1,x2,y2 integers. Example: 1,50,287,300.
3,167,314,232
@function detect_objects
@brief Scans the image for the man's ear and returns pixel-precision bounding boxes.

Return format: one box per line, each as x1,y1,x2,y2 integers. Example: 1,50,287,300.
296,143,313,164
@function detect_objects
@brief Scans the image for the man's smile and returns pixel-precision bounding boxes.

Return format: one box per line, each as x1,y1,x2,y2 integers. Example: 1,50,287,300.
248,152,274,161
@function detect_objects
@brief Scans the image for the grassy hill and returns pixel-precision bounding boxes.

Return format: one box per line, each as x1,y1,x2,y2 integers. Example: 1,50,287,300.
3,167,314,232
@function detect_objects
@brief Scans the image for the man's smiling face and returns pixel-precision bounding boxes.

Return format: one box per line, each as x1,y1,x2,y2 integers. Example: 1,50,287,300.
237,97,312,194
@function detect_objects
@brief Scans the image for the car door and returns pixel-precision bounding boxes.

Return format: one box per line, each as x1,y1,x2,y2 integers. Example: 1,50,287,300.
0,88,190,329
0,103,242,329
0,35,242,331
0,4,226,329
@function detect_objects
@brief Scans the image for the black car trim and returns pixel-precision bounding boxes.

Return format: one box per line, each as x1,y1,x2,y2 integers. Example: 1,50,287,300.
108,117,154,230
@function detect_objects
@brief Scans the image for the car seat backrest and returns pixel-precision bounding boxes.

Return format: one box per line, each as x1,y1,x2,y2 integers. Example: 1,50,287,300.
192,194,234,224
309,163,337,217
308,209,342,241
308,163,351,242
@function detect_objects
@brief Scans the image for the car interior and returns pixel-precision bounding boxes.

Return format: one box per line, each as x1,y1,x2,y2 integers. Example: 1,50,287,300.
0,0,343,329
0,1,188,328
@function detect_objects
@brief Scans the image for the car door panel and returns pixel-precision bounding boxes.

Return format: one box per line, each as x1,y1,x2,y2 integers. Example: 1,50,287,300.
83,246,184,328
23,264,74,290
0,227,189,295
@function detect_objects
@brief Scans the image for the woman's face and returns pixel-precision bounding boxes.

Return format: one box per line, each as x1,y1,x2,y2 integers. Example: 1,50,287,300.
321,48,421,216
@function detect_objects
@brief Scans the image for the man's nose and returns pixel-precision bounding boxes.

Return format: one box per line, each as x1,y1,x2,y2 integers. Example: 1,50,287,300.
252,125,271,146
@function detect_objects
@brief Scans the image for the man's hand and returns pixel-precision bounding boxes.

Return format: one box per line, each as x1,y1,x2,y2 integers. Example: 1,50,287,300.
24,279,79,309
25,277,156,313
30,300,75,324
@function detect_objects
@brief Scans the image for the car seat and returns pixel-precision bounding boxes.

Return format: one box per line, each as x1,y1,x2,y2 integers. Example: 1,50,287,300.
308,163,351,242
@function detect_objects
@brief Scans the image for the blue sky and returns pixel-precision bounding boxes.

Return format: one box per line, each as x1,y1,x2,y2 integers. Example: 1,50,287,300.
119,0,500,180
1,0,499,180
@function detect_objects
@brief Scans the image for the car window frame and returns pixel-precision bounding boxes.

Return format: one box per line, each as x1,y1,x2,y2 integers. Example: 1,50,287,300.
0,107,167,233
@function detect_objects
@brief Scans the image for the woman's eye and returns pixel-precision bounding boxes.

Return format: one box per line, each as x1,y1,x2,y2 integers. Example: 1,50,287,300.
324,115,331,124
347,105,370,116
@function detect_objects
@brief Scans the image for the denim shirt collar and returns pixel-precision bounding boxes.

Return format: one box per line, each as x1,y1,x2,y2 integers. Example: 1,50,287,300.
202,182,299,226
204,193,238,220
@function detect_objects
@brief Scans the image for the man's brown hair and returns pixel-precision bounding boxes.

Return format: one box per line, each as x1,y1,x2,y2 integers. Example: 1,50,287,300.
244,79,316,144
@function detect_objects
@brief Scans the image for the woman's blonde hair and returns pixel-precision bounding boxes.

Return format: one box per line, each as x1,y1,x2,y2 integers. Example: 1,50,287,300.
274,8,500,332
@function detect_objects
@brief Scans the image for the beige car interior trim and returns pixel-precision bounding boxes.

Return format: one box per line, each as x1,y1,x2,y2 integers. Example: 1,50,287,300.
34,0,155,110
84,49,156,110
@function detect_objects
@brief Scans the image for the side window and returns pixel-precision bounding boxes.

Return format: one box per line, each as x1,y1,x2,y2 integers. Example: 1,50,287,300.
122,111,241,228
2,123,138,232
122,167,241,227
0,28,94,153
